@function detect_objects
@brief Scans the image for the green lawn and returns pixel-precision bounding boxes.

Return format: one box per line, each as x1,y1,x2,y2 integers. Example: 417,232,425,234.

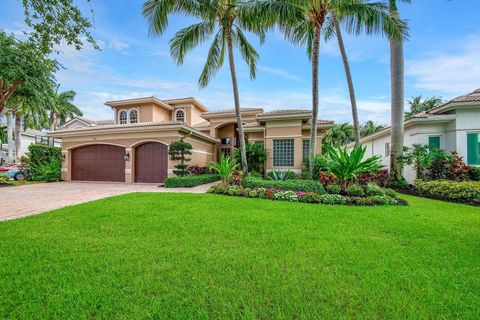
1,193,479,319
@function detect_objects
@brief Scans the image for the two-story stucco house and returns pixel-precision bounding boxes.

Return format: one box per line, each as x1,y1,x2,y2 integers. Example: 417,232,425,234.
350,89,480,182
48,96,334,183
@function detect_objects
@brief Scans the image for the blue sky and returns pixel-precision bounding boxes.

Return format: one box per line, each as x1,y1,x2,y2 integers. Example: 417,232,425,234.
1,0,480,124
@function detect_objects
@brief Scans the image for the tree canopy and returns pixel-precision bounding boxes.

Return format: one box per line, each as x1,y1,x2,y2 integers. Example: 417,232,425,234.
405,95,443,120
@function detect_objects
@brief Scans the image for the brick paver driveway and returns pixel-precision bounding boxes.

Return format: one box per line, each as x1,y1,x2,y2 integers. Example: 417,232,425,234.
0,181,215,221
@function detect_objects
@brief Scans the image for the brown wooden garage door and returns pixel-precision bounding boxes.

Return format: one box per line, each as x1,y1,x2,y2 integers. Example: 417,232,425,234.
135,142,168,183
72,145,125,182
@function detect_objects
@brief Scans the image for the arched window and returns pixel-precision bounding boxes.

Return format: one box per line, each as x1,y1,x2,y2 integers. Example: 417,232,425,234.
129,109,138,124
119,110,127,124
175,109,185,122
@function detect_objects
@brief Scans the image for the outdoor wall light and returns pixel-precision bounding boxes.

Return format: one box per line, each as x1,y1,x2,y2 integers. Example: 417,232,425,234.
124,152,130,161
61,153,66,161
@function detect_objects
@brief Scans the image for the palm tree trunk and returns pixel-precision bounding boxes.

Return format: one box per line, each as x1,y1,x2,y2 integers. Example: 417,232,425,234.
14,112,21,160
226,28,248,174
333,16,361,147
49,111,56,131
309,26,321,179
389,1,405,182
6,113,14,163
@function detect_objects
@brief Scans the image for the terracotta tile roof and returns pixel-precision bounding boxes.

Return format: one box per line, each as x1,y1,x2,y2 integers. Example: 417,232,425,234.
449,88,480,103
202,108,263,115
94,119,115,125
304,119,336,125
54,121,185,133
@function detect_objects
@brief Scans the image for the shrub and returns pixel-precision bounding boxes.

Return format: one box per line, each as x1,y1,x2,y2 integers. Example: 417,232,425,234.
0,173,12,185
415,180,480,204
446,152,471,181
346,184,365,197
187,165,210,175
319,172,337,186
18,155,32,180
303,155,329,179
164,174,220,188
267,170,296,181
384,188,397,199
469,167,480,181
243,177,325,194
28,144,62,181
365,183,385,196
168,140,192,176
234,142,268,173
326,184,341,195
298,192,321,203
371,195,397,206
209,154,239,183
257,188,267,199
248,189,258,198
319,194,348,205
274,191,299,202
208,182,230,194
248,171,262,179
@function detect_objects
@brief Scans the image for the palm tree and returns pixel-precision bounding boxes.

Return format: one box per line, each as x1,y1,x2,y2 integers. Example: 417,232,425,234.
389,0,410,182
322,122,355,153
360,120,384,137
247,0,404,179
49,87,82,130
405,95,442,119
142,0,267,174
327,1,406,146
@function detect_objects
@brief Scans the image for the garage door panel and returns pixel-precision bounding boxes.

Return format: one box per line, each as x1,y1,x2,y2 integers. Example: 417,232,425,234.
135,142,168,183
72,145,125,182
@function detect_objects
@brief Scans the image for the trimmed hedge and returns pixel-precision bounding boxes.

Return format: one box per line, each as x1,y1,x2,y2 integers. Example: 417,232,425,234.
243,177,325,194
164,174,220,188
415,180,480,204
28,144,62,181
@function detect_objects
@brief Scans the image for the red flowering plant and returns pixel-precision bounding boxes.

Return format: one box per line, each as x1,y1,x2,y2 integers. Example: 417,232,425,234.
374,169,390,187
266,188,282,198
187,165,210,175
319,172,337,187
231,170,243,185
446,151,471,181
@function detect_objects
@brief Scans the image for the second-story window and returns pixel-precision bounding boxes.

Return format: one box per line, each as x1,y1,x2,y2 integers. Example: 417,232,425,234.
119,110,127,124
129,109,138,124
175,109,185,122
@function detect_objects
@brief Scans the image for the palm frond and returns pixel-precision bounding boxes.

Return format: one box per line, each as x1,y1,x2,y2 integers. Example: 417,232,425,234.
170,22,215,65
198,30,226,88
233,27,259,80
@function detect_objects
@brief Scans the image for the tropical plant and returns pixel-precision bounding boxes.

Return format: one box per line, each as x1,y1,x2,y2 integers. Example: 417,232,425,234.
48,87,82,130
168,140,193,177
267,170,296,181
234,142,268,174
389,0,410,182
209,154,239,183
143,0,269,175
399,144,433,179
324,145,383,187
360,120,385,137
322,123,355,153
325,0,406,146
304,154,330,179
405,95,443,120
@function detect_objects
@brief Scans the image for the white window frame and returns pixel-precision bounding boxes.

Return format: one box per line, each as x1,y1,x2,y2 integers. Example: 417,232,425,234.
119,109,128,125
129,108,139,124
174,109,186,122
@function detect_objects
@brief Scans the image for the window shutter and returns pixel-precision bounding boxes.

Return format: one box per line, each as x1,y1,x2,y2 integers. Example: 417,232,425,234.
467,133,479,165
428,136,440,149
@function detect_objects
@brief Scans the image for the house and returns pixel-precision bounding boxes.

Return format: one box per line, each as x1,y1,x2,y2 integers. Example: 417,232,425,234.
0,129,60,164
351,89,480,182
48,96,334,183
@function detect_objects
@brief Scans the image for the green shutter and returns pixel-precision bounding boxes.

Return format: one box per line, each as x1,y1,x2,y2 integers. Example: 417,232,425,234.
428,136,440,149
467,133,480,165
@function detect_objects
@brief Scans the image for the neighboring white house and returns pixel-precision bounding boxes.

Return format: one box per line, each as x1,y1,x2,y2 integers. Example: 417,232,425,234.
350,88,480,182
0,129,61,164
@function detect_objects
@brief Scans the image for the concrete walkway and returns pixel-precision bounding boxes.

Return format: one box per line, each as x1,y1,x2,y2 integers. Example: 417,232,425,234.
0,181,215,221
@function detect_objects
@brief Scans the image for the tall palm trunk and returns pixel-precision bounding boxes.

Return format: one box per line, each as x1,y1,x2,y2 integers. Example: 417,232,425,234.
389,1,405,181
49,111,57,131
308,26,321,179
333,16,361,147
6,113,14,163
14,112,21,160
226,28,248,174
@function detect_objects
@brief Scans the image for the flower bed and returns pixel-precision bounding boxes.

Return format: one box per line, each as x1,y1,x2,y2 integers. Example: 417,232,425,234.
164,174,220,188
414,180,480,205
208,183,404,206
242,177,325,194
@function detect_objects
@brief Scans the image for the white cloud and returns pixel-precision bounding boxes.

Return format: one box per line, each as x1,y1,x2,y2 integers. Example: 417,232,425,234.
406,34,480,95
258,66,303,81
108,38,130,51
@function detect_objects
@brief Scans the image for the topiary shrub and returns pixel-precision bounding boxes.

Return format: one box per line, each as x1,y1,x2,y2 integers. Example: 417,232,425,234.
346,184,364,197
169,140,192,176
326,184,341,195
28,144,62,181
365,183,385,196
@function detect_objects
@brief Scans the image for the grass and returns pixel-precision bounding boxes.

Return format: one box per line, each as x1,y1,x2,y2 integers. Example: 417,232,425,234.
0,193,479,319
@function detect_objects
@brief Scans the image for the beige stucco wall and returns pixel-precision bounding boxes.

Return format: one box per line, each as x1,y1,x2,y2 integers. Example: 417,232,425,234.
60,130,215,183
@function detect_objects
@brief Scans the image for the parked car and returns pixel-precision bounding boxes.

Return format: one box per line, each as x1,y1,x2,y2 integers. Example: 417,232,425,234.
0,163,23,180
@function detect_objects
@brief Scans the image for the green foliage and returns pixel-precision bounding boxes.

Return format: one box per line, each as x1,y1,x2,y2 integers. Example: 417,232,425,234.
0,126,6,144
384,188,398,199
21,0,99,54
415,180,480,204
243,177,325,194
365,183,386,197
209,154,239,183
346,184,365,197
0,31,57,115
28,144,62,181
18,155,32,181
267,170,296,181
303,155,329,179
168,140,192,176
369,195,398,206
164,174,220,188
318,194,348,205
0,173,13,185
405,96,443,120
49,89,82,129
399,144,434,179
324,145,383,186
234,142,268,173
326,184,342,195
468,167,480,182
274,191,299,202
360,121,385,138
